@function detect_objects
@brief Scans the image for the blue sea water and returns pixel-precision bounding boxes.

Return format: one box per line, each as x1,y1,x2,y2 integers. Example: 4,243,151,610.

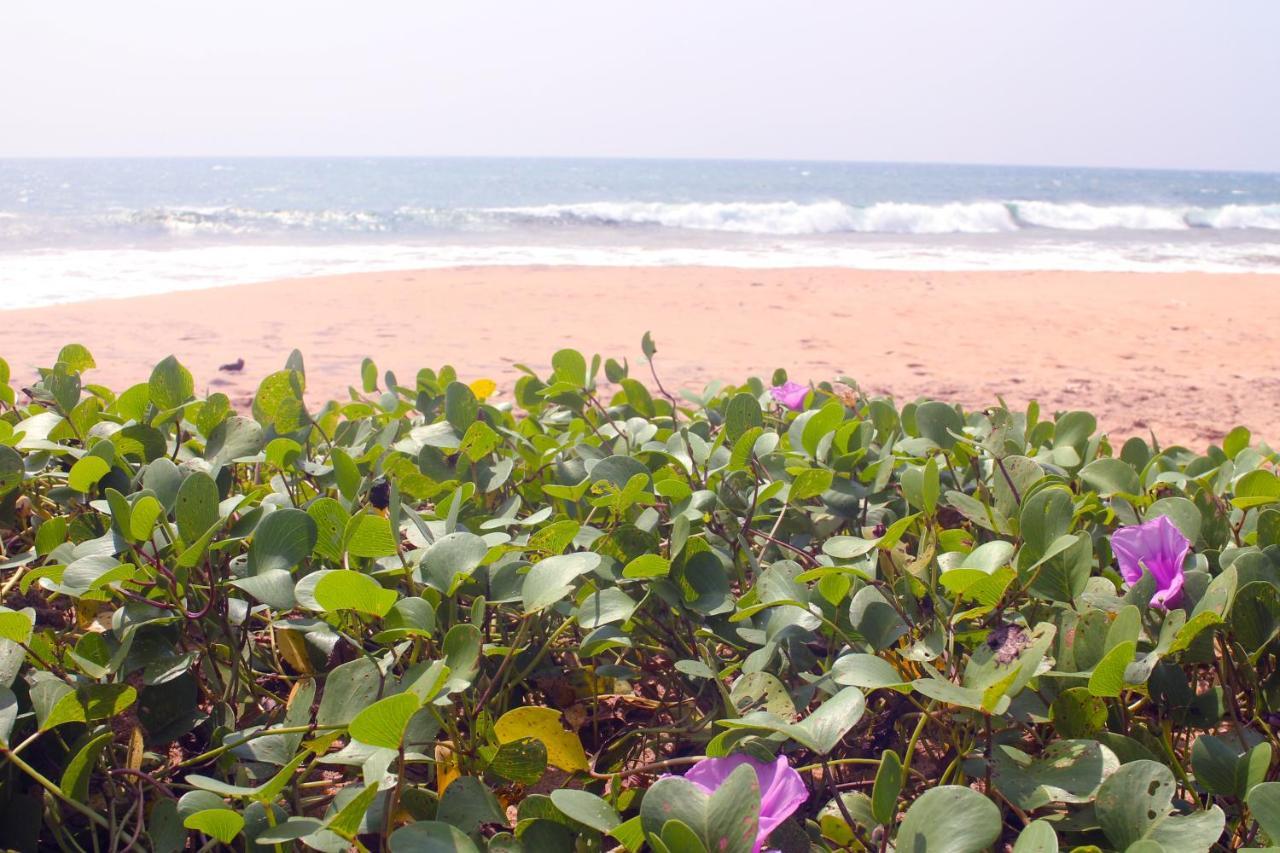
1,157,1279,308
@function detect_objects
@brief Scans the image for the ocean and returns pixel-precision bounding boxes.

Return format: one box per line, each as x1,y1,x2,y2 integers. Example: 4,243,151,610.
1,157,1279,309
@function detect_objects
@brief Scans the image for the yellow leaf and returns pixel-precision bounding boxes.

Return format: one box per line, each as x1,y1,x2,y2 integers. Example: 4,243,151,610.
435,742,460,795
494,706,589,773
75,600,102,631
469,378,497,401
275,628,313,675
126,725,144,770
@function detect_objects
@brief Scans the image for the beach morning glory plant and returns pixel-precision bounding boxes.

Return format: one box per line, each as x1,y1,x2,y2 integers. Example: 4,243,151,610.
769,380,808,411
681,754,808,852
1110,515,1191,609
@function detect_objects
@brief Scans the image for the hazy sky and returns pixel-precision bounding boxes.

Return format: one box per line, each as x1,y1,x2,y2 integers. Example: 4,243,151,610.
2,2,1277,170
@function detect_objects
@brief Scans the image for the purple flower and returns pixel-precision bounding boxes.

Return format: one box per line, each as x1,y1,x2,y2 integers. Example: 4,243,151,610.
682,754,808,852
769,381,808,412
1110,515,1190,610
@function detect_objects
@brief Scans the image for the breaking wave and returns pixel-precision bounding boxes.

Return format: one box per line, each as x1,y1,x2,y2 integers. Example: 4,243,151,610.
28,200,1280,241
496,200,1280,235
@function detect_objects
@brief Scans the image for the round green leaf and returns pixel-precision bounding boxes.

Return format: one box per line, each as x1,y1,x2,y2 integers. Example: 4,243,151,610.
175,471,220,543
389,821,481,852
343,513,398,559
349,692,422,749
896,786,1001,853
249,509,318,574
149,355,194,411
522,552,603,613
183,808,245,844
550,789,621,833
314,570,398,618
67,456,109,493
1095,760,1225,852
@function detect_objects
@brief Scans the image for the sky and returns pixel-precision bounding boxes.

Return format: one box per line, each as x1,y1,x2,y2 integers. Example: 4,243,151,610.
1,2,1277,171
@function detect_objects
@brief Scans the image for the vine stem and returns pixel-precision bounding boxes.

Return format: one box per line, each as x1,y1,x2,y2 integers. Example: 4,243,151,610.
473,618,531,711
161,724,343,774
587,754,703,779
900,700,937,780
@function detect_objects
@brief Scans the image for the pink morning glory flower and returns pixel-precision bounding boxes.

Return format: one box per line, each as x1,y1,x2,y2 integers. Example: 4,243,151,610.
769,381,808,411
1110,515,1190,610
681,754,808,852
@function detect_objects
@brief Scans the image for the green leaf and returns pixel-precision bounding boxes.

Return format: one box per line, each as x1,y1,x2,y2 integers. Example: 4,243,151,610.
314,570,398,618
349,692,422,749
316,657,382,726
308,497,350,562
550,789,621,833
206,415,264,465
724,392,763,442
622,554,670,579
389,821,482,852
1088,640,1136,697
552,348,588,386
1096,760,1225,851
249,509,317,574
327,782,381,839
1049,687,1108,738
1247,782,1280,845
896,786,1001,853
0,610,34,645
57,344,96,374
915,401,964,449
659,820,709,853
801,401,844,457
848,586,908,651
522,552,603,613
149,355,194,411
253,370,308,431
487,737,548,784
987,739,1119,811
59,731,113,803
789,468,833,502
437,776,506,834
458,420,501,462
871,749,903,825
1191,734,1242,797
129,495,164,542
1012,820,1059,853
1234,469,1280,509
445,381,479,432
718,687,865,754
640,764,760,853
1080,457,1141,496
175,471,220,543
343,512,398,559
67,456,109,493
1147,496,1202,544
419,531,489,592
183,808,245,844
830,654,907,691
47,366,81,413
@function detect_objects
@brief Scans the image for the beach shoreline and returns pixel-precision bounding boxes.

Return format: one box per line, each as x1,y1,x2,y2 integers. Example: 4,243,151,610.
3,265,1277,449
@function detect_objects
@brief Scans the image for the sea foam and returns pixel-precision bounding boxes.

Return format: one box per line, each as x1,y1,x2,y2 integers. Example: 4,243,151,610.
493,200,1280,235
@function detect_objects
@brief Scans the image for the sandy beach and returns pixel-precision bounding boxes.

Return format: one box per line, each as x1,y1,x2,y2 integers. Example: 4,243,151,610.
3,266,1277,449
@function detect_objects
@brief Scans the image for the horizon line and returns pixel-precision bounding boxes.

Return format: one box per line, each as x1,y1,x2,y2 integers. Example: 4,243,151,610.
1,152,1277,177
